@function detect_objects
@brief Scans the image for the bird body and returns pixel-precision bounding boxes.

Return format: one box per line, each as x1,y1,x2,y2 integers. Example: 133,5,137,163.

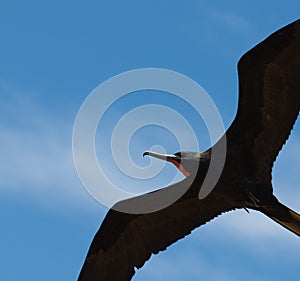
78,19,300,280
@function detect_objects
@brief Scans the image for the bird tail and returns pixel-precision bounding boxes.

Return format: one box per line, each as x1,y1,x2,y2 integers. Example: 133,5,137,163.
260,200,300,237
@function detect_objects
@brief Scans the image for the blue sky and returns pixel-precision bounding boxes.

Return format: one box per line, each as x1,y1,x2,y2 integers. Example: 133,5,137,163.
1,1,300,280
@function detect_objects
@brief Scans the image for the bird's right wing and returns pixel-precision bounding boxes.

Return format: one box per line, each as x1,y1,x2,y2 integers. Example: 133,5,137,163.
78,179,235,281
226,19,300,185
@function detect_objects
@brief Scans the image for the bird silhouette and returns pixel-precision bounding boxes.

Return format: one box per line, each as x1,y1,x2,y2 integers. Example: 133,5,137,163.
78,19,300,281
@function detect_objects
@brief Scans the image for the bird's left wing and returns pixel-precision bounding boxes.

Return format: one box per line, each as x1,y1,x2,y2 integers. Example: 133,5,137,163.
78,179,234,281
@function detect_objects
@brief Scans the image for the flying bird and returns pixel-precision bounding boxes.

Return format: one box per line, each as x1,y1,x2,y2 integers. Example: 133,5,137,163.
78,19,300,280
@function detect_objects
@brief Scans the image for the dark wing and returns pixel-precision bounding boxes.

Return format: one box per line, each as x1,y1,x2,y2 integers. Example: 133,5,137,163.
227,19,300,184
78,179,234,281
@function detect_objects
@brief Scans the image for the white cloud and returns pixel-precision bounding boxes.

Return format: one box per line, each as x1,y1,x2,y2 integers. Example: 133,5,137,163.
0,124,71,189
199,8,255,37
0,86,97,212
208,9,253,31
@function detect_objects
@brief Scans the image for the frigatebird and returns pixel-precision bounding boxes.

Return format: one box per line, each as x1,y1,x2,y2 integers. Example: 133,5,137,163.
78,19,300,280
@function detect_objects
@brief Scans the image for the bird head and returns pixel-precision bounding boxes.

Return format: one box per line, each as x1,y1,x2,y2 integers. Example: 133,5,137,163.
143,151,202,177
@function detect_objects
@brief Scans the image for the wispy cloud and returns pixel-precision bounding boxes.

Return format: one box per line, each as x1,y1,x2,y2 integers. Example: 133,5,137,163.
207,10,254,34
0,84,94,212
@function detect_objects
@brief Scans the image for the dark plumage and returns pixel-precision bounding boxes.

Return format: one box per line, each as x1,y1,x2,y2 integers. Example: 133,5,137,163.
78,19,300,280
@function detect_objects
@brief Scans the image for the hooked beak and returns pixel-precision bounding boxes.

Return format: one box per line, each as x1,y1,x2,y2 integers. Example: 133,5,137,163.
143,151,191,177
143,151,177,161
